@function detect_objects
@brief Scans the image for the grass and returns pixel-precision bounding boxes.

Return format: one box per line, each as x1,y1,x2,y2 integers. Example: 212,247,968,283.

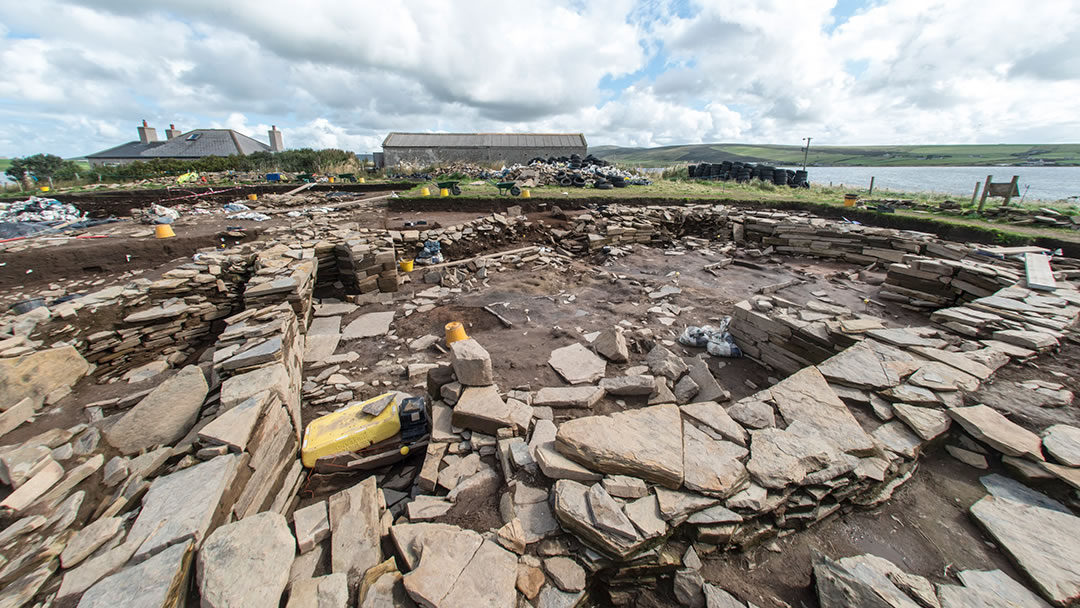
591,143,1080,167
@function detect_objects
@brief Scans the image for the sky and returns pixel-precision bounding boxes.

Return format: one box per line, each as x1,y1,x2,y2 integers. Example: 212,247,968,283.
1,0,1079,158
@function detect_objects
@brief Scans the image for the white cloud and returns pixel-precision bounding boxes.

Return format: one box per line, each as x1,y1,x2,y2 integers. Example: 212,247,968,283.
0,0,1078,157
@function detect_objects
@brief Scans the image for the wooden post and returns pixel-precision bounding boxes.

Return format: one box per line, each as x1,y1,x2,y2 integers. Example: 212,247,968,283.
1002,175,1019,207
977,174,993,213
868,176,875,195
970,182,981,207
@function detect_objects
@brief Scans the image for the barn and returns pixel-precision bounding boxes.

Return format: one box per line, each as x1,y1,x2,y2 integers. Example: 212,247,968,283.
381,132,587,166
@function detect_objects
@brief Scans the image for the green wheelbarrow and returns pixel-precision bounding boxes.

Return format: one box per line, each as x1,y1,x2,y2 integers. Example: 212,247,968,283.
436,180,462,196
496,181,522,196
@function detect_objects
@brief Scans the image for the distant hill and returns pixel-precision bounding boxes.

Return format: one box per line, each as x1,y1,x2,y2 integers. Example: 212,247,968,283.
590,143,1080,167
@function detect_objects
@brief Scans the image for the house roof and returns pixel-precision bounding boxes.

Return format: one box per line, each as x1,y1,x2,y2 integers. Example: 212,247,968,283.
382,132,587,149
87,129,271,160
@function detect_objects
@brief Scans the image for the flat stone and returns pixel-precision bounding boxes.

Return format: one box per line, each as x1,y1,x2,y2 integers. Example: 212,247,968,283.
532,420,602,483
452,386,518,435
124,360,170,384
1042,424,1080,467
892,403,951,441
543,557,586,592
552,479,645,559
812,552,906,608
873,421,924,459
956,569,1053,608
450,338,494,386
0,443,52,488
703,584,747,608
680,402,748,447
328,476,382,587
0,345,89,410
945,445,989,469
0,456,62,513
948,405,1044,460
304,333,341,363
992,329,1058,351
602,475,648,499
587,482,639,539
979,473,1071,514
882,383,941,407
599,375,656,396
534,386,605,408
198,392,268,452
835,553,936,608
496,518,527,553
771,367,875,456
622,494,667,538
314,302,357,317
681,423,749,498
198,511,295,608
106,365,209,455
516,563,546,600
685,503,743,525
399,525,516,608
128,453,241,559
342,311,396,340
726,483,767,512
674,375,701,404
726,398,775,429
293,500,331,554
593,328,629,363
60,516,124,568
908,362,979,392
686,359,730,402
970,496,1080,606
674,568,705,607
78,539,195,608
549,343,607,385
645,344,689,380
536,585,586,608
407,495,453,521
222,336,284,370
556,404,684,488
654,487,720,521
745,422,839,489
0,561,55,608
909,346,994,380
817,341,900,390
0,397,36,441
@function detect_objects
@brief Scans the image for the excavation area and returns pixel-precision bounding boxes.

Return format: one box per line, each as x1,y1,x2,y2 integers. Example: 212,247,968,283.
1,185,1079,608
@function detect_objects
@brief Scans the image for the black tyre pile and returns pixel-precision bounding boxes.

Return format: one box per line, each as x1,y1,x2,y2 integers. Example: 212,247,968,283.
688,162,809,188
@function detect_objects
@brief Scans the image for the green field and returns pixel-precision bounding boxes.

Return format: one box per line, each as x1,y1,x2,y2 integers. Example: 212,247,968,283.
591,143,1080,167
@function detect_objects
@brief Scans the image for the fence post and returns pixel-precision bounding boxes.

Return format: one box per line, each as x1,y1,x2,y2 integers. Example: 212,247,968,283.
977,174,993,213
868,176,875,195
1002,175,1019,207
970,182,981,207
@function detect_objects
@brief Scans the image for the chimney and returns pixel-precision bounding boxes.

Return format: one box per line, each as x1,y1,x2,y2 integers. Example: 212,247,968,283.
268,125,283,153
165,123,182,140
137,119,159,144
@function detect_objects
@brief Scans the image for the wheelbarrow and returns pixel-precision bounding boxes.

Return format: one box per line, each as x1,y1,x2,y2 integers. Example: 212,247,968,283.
436,181,462,196
496,181,522,196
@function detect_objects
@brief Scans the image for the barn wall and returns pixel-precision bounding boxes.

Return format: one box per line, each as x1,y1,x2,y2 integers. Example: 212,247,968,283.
384,146,587,166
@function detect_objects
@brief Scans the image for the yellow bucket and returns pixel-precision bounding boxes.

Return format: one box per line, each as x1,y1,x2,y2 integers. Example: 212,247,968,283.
445,321,468,345
329,176,335,183
358,177,366,184
440,188,449,197
421,187,431,197
155,224,176,239
40,186,50,192
844,194,858,207
399,259,414,272
247,194,257,201
522,189,531,198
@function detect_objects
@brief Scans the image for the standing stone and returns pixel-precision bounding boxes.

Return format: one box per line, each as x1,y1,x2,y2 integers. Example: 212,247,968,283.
450,339,494,386
593,328,629,363
77,540,195,608
970,496,1080,606
549,344,607,385
556,404,684,488
198,512,296,608
105,365,209,455
293,500,331,554
127,454,242,559
329,477,382,589
682,423,749,498
948,405,1045,461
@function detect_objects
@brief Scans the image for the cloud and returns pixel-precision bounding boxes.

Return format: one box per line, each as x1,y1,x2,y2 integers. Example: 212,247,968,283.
0,0,1077,158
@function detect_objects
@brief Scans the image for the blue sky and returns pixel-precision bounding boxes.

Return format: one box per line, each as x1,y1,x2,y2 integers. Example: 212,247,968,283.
0,0,1078,158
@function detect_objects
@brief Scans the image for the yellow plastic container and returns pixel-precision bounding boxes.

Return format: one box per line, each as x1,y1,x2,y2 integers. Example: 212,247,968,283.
522,189,530,198
39,186,50,192
247,194,258,201
301,393,402,468
844,194,858,207
445,321,468,344
399,259,414,272
440,188,450,197
358,177,366,184
421,187,431,197
329,176,335,183
155,224,176,239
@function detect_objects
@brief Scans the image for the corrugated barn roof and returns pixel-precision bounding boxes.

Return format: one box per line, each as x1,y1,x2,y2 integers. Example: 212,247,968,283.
383,132,586,148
